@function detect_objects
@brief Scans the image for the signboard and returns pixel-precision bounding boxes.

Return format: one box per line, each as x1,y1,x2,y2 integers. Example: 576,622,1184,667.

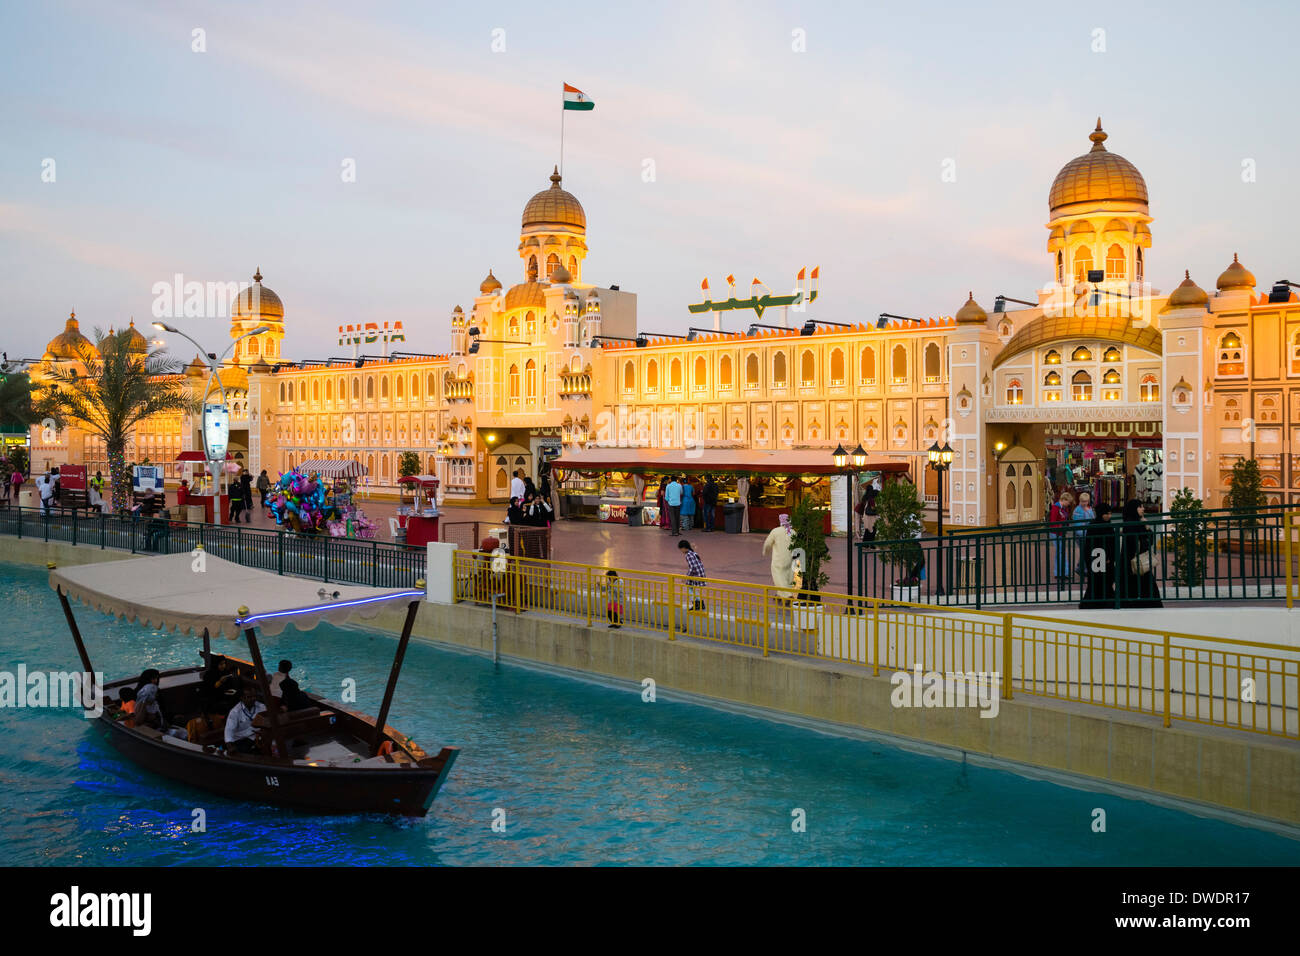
132,465,164,493
59,464,87,492
337,321,405,346
830,474,849,534
203,404,230,462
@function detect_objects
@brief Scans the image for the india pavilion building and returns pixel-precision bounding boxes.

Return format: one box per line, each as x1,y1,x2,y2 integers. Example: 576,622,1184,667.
30,121,1300,528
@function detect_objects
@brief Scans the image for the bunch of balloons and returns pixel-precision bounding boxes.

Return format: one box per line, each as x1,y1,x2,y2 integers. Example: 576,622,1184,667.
268,469,339,534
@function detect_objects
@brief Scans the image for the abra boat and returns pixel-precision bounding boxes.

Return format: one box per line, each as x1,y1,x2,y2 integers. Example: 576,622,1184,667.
51,552,458,816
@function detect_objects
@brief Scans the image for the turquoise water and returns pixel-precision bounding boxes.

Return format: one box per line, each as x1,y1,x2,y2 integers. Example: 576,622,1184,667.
2,560,1297,866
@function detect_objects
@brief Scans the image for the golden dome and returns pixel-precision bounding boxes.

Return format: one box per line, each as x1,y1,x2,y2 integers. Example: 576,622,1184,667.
1049,120,1148,214
479,270,502,294
955,292,988,324
231,268,284,320
1165,271,1209,309
550,263,572,283
124,319,148,353
1216,253,1256,292
522,167,586,234
185,354,208,377
504,281,547,311
45,311,94,361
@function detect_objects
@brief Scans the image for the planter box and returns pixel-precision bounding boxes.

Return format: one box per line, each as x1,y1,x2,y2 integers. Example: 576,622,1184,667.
791,601,824,633
891,584,920,604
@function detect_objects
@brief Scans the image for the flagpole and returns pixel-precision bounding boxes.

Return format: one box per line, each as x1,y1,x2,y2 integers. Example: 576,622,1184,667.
560,84,565,179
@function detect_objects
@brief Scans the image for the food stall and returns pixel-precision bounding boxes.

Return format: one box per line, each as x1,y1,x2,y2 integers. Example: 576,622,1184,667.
175,451,230,522
397,474,441,547
552,448,910,532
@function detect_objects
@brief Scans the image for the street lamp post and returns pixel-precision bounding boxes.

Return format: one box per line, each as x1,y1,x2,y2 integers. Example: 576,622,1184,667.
154,322,268,525
927,441,954,596
833,442,868,603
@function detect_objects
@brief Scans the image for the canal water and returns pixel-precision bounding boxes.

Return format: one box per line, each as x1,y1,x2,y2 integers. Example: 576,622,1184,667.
2,560,1297,865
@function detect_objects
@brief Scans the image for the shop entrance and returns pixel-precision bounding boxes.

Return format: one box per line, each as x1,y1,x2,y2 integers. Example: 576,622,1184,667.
490,444,531,499
1046,436,1163,509
1000,446,1040,524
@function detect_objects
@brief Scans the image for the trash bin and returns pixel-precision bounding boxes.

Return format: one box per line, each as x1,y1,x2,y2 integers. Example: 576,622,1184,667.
723,503,745,534
626,504,643,527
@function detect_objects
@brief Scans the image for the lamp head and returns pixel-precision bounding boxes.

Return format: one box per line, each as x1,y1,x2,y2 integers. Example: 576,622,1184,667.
832,443,848,468
939,442,954,466
152,321,176,333
927,441,941,465
851,444,867,468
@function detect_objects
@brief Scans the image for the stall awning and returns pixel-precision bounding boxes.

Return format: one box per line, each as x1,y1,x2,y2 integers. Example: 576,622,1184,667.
50,553,422,640
295,458,369,478
552,447,912,477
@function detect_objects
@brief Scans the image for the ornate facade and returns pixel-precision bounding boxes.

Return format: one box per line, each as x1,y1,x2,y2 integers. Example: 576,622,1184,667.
32,122,1300,525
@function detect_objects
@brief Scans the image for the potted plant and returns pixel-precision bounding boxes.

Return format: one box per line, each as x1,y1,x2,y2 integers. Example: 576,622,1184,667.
1169,487,1208,591
1225,458,1267,554
873,478,924,603
788,494,830,632
398,451,421,480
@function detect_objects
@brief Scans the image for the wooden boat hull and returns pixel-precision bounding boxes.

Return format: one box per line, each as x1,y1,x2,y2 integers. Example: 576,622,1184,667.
98,708,458,817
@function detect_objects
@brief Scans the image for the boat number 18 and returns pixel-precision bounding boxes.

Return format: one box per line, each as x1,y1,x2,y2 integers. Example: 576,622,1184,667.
265,776,279,787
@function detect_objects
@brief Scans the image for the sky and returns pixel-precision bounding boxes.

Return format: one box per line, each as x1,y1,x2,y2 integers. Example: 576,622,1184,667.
1,0,1296,363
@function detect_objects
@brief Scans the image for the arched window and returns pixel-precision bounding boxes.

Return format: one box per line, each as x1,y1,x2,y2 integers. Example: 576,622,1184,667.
1073,246,1093,282
411,374,420,398
527,255,538,280
800,350,815,386
1006,379,1023,405
1105,243,1126,280
772,352,787,386
353,377,360,400
924,343,940,383
1136,248,1144,283
509,315,519,337
428,373,437,396
525,359,537,403
248,338,260,356
366,376,374,399
1102,368,1121,401
670,358,683,391
278,383,285,403
1218,331,1245,376
829,349,844,385
745,353,759,387
860,346,876,385
1071,346,1093,362
1071,369,1093,402
546,253,560,280
1044,349,1061,365
647,359,659,392
568,255,578,278
526,311,535,338
508,364,520,405
694,355,707,391
1139,374,1159,402
1103,345,1122,363
380,377,389,399
395,376,404,399
1056,252,1064,285
891,345,907,383
1043,370,1062,402
623,360,635,392
325,379,332,401
720,354,733,388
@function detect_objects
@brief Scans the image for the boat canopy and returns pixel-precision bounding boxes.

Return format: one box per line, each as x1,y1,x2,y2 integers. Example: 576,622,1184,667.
49,553,422,640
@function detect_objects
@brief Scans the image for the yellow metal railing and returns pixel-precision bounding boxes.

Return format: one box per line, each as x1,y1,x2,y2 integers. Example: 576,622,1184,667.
451,550,1300,740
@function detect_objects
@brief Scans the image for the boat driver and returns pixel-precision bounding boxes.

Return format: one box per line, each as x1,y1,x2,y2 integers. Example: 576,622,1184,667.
224,685,267,755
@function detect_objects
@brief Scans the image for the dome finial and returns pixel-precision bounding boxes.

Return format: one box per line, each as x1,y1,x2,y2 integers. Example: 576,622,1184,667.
1089,119,1108,151
1233,252,1239,263
253,266,262,283
1185,269,1190,280
550,165,562,187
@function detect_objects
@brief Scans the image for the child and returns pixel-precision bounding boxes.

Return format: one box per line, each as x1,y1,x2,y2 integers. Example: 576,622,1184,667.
604,569,623,628
114,686,136,728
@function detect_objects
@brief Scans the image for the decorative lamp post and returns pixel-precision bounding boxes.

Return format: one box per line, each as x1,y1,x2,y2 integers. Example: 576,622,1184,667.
154,322,268,525
833,443,869,602
927,441,954,595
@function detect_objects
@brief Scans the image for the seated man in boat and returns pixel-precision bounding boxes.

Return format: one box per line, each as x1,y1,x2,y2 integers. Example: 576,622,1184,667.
134,669,188,739
223,684,267,754
200,656,241,718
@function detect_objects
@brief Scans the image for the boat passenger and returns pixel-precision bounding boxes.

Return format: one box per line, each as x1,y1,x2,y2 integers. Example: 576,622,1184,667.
279,674,311,712
200,656,241,716
115,686,136,728
224,685,267,754
269,659,292,702
134,668,188,738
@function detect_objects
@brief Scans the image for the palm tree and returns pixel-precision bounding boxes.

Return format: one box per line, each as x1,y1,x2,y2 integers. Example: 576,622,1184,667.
33,328,196,512
0,369,35,434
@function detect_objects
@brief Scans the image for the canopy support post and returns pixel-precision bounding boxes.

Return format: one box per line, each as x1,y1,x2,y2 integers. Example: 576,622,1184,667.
243,627,288,761
372,600,419,756
57,585,95,681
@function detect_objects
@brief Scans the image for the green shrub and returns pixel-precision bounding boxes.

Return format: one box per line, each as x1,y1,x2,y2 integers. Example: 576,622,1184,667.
873,479,924,584
790,494,830,595
1227,458,1266,528
1169,487,1207,587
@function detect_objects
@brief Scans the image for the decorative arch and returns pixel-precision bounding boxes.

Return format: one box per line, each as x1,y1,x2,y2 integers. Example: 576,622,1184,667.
891,344,907,383
745,353,759,388
694,355,707,390
647,358,659,392
924,343,941,382
623,360,635,392
720,354,733,388
829,348,844,385
860,346,876,385
773,352,787,386
800,349,815,385
670,357,683,391
1218,330,1245,376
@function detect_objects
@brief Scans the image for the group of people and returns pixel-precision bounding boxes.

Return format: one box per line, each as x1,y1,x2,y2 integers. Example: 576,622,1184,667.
506,469,554,527
1048,489,1162,608
656,475,719,535
114,657,312,755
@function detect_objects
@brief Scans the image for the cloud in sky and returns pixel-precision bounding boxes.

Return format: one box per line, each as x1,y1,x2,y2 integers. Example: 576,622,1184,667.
2,0,1297,360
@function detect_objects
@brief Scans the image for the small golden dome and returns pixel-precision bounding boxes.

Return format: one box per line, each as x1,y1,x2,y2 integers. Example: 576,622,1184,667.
184,353,207,377
521,167,586,233
1049,120,1148,214
123,319,148,353
550,264,572,283
1215,253,1256,292
45,311,94,361
1166,271,1209,309
504,281,547,311
479,270,502,294
231,268,284,320
955,292,989,324
1047,225,1065,252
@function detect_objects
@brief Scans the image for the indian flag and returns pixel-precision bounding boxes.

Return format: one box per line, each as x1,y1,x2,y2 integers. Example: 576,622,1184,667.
563,83,594,111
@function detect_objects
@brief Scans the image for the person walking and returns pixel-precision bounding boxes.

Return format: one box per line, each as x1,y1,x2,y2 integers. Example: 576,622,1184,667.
1079,502,1117,608
678,538,706,611
656,477,669,530
88,470,105,513
240,471,254,523
701,475,719,532
510,469,526,503
665,475,683,535
1071,490,1095,576
679,476,696,532
8,467,21,505
228,478,245,522
38,470,57,515
1048,489,1074,580
256,469,271,510
1119,499,1162,607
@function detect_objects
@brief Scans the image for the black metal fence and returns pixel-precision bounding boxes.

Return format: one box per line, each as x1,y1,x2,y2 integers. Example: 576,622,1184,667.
859,505,1300,607
0,506,426,589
